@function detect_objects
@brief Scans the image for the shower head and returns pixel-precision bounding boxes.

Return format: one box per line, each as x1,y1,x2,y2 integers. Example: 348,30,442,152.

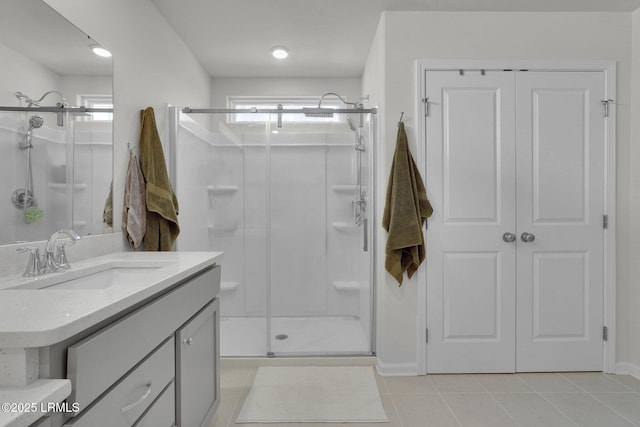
28,115,44,130
302,107,334,118
347,116,357,132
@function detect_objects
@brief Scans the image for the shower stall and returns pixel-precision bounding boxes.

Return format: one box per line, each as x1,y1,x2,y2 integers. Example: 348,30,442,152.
0,97,113,244
169,99,376,357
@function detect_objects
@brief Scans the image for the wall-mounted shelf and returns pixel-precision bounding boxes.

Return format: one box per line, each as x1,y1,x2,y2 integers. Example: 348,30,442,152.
48,183,88,191
331,185,356,195
220,281,239,293
207,225,239,235
332,281,360,292
207,185,239,195
331,222,358,233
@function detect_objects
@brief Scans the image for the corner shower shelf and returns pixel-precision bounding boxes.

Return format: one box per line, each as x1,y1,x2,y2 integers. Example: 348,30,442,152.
220,281,239,293
207,225,239,235
207,185,239,195
332,281,360,292
331,184,357,194
331,222,358,233
48,183,88,191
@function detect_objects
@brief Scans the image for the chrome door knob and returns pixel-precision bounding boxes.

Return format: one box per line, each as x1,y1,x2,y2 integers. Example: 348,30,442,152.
521,232,536,243
502,232,516,243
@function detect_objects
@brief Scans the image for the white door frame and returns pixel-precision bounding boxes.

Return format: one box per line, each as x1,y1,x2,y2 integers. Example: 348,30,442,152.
415,59,617,375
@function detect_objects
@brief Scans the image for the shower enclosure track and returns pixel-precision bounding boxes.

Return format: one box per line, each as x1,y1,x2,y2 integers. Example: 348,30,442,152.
182,107,377,114
0,106,112,113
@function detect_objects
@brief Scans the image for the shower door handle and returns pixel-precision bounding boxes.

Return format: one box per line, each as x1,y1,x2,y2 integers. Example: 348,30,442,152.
362,218,368,252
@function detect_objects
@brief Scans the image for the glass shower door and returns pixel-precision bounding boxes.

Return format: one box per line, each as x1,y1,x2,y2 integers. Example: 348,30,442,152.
266,113,374,356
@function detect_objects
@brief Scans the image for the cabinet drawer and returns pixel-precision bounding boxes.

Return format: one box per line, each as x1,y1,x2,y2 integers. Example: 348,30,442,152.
134,382,175,427
64,337,174,427
67,265,220,409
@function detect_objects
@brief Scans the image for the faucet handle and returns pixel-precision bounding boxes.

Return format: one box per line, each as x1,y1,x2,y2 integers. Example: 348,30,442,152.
16,247,43,277
55,241,75,269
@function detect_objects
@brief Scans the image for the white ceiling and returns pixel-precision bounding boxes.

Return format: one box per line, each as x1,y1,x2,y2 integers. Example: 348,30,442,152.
0,0,112,77
151,0,640,78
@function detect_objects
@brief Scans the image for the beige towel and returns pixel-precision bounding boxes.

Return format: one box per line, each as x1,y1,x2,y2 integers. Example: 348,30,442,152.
382,122,433,285
139,107,180,251
123,151,146,249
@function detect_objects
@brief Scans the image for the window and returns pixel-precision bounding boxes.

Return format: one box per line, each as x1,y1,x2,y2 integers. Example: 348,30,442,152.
227,96,344,124
78,95,113,121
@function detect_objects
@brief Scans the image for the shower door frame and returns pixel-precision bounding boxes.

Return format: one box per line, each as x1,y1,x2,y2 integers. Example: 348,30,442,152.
170,106,378,358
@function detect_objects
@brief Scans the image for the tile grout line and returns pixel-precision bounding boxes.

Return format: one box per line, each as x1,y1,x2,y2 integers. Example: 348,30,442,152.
519,374,581,427
584,391,640,426
434,388,464,427
225,368,256,427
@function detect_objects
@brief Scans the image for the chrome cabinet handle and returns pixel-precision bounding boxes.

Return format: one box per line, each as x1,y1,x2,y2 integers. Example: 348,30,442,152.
184,337,193,346
521,232,536,243
502,232,516,243
121,383,152,413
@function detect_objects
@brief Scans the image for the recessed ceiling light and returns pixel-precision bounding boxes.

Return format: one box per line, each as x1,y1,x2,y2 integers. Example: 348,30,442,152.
89,43,112,58
271,46,289,59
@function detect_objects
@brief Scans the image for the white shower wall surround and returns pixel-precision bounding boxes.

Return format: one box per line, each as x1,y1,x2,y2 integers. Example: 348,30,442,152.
174,110,373,356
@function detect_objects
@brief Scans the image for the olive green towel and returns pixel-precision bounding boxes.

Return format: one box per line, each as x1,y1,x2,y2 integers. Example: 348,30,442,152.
139,107,179,251
382,122,433,285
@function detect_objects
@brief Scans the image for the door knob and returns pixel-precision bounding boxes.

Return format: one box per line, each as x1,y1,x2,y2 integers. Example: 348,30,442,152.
521,232,535,243
502,232,516,243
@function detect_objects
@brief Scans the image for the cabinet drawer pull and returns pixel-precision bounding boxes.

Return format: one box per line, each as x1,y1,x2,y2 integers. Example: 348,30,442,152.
121,383,152,413
183,337,193,346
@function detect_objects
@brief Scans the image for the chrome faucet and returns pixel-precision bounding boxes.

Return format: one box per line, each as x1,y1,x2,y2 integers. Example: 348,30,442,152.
42,229,81,274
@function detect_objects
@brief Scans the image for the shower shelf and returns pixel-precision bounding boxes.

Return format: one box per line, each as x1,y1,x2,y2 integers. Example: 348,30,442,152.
331,184,357,194
207,185,239,195
48,183,87,191
207,225,239,235
331,222,358,233
220,281,239,292
332,281,360,292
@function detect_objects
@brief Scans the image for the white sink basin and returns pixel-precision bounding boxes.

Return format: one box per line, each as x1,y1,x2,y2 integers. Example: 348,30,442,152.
40,267,161,290
4,262,167,291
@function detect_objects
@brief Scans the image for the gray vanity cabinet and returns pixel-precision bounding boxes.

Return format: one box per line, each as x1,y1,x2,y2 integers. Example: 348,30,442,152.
176,299,220,427
57,265,221,427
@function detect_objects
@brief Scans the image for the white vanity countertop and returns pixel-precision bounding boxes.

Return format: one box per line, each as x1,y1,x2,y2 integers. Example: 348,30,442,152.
0,251,222,348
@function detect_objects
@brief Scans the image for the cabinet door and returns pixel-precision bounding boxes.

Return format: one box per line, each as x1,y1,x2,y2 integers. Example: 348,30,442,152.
176,299,220,427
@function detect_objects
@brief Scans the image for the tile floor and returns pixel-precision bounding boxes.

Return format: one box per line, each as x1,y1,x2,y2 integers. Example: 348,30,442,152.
209,366,640,427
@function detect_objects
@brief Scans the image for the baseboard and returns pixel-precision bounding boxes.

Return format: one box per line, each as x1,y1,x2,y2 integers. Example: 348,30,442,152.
616,362,640,380
376,361,417,377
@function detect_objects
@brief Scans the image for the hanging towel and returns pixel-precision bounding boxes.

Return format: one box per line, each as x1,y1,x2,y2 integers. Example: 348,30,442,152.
123,151,146,249
139,107,180,251
382,122,433,286
103,181,113,227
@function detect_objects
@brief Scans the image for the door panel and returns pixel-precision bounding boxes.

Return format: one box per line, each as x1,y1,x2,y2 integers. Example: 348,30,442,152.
426,70,517,373
515,72,604,371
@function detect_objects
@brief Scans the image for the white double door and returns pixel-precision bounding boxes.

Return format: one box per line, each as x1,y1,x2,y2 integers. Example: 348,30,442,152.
425,70,605,373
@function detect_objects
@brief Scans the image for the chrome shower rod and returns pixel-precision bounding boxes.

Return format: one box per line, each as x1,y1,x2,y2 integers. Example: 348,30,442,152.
0,106,113,113
182,107,377,114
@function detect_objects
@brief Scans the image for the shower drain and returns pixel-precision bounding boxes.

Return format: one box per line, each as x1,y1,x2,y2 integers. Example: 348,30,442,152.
275,334,288,341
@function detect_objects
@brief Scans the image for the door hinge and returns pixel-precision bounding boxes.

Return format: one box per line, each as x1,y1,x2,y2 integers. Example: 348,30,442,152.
423,97,430,117
603,214,608,229
425,328,429,343
601,99,614,118
603,326,608,341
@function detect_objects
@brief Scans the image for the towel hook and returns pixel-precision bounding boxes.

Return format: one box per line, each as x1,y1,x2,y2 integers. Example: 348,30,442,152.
398,112,404,126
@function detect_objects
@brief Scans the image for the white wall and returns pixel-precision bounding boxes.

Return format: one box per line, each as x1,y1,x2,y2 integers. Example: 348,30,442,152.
627,9,640,377
367,11,633,374
44,0,212,239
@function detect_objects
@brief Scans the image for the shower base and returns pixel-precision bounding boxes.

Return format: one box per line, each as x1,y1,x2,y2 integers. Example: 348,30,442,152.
220,316,370,357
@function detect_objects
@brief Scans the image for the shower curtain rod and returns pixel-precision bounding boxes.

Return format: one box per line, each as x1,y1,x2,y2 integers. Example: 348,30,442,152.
182,107,377,114
0,106,113,113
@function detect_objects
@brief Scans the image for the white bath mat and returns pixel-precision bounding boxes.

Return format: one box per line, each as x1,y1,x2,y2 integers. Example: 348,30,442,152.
236,366,389,423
